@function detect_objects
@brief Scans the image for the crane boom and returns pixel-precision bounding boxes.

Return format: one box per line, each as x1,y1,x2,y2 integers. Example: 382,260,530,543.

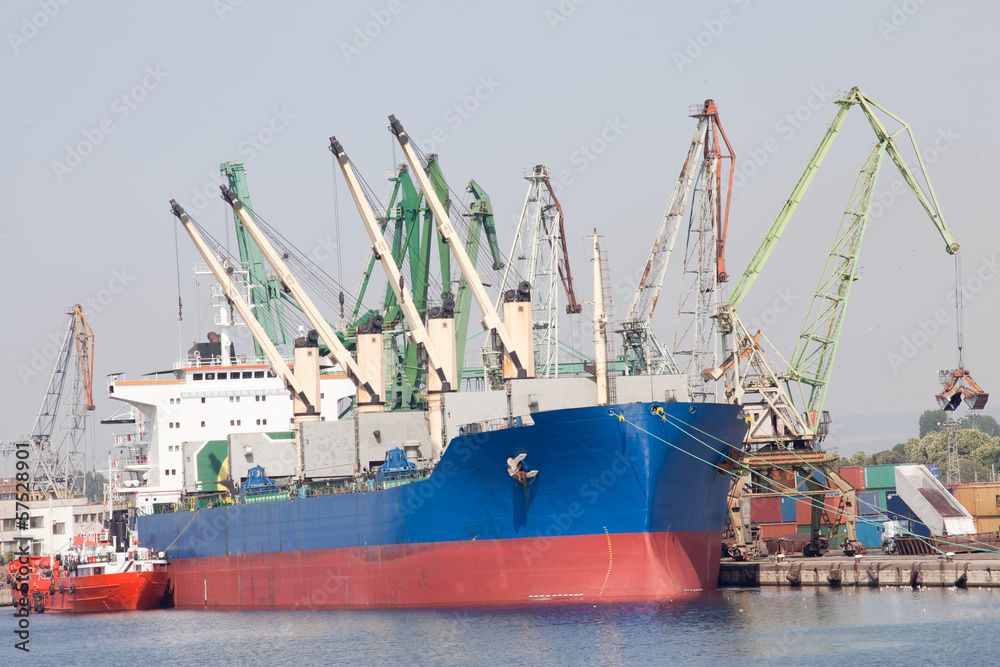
169,200,314,407
787,143,885,423
626,118,707,323
727,102,852,309
456,180,496,379
715,86,963,448
73,304,95,411
389,115,529,377
221,162,289,351
728,86,959,311
330,136,452,391
219,188,377,401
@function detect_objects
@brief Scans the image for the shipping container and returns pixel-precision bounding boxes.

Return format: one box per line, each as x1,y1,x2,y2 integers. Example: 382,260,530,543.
864,464,897,490
856,515,887,548
795,494,848,524
780,496,797,523
974,486,1000,517
857,491,881,516
795,471,826,489
975,516,1000,533
952,484,1000,518
875,490,888,511
758,522,799,539
953,486,977,516
835,466,864,492
885,492,932,537
796,495,820,525
749,496,782,524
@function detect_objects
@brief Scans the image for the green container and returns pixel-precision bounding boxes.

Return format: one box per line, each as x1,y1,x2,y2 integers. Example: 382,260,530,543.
876,490,888,511
864,465,897,490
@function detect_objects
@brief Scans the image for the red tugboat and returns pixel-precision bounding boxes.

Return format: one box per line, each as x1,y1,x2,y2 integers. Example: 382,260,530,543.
8,511,169,613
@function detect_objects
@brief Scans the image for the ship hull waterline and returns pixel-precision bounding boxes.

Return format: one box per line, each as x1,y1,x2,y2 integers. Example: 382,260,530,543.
140,401,747,609
39,571,169,613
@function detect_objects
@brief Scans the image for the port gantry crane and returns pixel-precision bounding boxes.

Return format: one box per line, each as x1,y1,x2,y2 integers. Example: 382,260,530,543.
5,305,96,498
710,87,963,558
619,100,734,383
672,100,735,401
497,165,584,379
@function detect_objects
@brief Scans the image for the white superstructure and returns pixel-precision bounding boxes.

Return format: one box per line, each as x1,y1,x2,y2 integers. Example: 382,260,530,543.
104,271,354,514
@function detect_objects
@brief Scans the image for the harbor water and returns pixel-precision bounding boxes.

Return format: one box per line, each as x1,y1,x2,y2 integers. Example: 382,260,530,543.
9,587,999,665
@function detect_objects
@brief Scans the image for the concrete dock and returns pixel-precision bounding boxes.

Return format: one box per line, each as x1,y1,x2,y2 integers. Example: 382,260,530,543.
719,551,1000,588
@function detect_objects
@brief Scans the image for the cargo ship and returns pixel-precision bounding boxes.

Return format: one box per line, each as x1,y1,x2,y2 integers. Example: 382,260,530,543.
106,118,749,609
138,399,745,609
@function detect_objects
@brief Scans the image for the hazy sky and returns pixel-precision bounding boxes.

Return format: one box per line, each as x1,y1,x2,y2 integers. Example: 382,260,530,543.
2,0,997,465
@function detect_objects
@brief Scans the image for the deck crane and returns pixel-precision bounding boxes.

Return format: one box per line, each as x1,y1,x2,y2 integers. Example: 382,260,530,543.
349,157,468,409
497,165,584,378
171,202,321,396
330,136,454,393
331,136,457,456
220,162,291,355
457,180,504,379
709,87,962,557
216,188,382,410
619,100,732,377
16,305,95,498
389,115,532,380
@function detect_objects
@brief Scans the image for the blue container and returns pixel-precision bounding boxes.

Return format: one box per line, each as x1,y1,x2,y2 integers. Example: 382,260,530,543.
856,515,887,548
795,471,826,489
780,496,797,523
885,491,933,537
857,491,880,516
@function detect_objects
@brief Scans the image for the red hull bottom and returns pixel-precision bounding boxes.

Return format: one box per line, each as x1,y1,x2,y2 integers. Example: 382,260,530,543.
44,571,169,613
168,531,721,609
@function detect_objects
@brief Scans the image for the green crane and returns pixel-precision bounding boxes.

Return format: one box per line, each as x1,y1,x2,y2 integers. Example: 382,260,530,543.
220,162,291,355
456,179,504,379
712,87,961,447
348,156,463,409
